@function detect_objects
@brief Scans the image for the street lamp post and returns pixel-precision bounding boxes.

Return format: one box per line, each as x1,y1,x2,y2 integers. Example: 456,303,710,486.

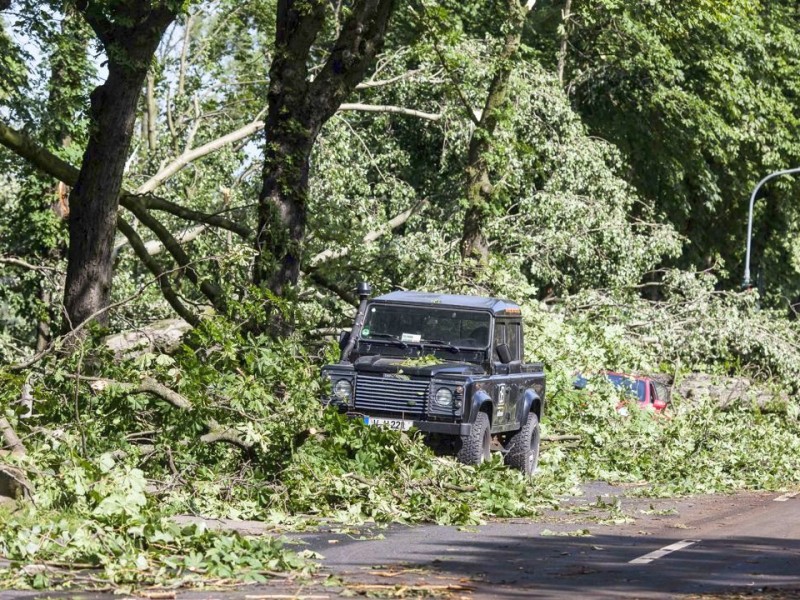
743,167,800,289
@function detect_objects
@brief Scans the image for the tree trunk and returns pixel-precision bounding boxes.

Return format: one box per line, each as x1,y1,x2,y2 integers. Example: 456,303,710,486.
61,3,179,332
255,126,316,298
254,0,395,310
63,69,151,330
557,0,572,87
459,0,534,263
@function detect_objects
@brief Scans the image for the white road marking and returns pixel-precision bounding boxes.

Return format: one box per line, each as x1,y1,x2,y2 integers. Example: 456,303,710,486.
774,491,800,502
629,539,700,564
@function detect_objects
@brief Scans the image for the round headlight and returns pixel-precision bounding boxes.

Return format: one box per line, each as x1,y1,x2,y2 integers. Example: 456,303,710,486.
334,379,353,400
434,388,453,407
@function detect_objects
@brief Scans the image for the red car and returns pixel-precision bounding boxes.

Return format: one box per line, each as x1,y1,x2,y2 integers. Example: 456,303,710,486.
574,372,670,413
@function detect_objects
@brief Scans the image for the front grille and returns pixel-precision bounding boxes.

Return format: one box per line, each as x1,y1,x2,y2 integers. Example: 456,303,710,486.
354,374,428,417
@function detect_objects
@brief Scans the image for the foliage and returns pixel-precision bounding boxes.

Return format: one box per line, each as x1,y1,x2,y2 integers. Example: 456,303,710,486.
536,0,800,303
546,384,800,497
0,480,310,590
1,279,800,588
1,0,800,592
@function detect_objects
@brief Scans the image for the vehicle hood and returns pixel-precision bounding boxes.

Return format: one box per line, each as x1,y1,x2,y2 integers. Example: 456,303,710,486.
353,355,485,377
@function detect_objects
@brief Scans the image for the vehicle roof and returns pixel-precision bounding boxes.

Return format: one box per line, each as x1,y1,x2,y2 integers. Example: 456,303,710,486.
370,291,521,316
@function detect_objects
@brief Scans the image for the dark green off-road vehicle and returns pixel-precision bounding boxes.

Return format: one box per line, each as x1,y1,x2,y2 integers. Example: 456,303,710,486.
322,284,545,475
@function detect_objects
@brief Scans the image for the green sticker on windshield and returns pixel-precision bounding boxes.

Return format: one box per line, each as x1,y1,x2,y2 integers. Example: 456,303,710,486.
362,327,370,337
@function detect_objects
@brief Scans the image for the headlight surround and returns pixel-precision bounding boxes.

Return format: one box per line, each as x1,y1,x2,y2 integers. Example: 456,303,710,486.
333,379,353,400
434,387,454,407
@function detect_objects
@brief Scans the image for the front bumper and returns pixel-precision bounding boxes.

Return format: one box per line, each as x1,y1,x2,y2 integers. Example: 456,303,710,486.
345,410,471,436
416,420,472,436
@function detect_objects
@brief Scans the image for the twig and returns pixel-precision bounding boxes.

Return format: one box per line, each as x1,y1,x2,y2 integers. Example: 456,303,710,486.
0,256,62,273
542,435,581,442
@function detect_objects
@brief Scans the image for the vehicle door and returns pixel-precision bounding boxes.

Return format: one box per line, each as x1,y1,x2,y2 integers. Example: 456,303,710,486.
492,320,523,428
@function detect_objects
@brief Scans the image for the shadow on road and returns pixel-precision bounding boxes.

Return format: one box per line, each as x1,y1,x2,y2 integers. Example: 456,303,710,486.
309,527,800,599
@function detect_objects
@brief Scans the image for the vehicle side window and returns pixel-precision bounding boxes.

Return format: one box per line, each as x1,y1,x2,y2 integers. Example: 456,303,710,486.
653,381,669,403
493,322,506,360
636,380,646,402
507,322,521,361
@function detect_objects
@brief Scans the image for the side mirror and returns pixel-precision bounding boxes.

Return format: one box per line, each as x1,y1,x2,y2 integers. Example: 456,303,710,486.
496,343,512,364
338,330,351,351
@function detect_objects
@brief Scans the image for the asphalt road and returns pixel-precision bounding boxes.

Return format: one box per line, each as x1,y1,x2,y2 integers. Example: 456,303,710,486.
3,484,800,599
286,483,800,598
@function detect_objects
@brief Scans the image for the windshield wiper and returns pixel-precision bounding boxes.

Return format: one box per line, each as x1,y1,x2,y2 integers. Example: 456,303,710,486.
363,332,408,348
422,339,460,354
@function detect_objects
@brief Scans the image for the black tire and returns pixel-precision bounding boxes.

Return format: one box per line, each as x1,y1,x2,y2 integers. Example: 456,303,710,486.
456,411,491,465
505,412,541,476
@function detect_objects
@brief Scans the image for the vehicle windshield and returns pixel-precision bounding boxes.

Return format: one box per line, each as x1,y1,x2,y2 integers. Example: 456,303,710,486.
606,374,646,402
361,304,491,349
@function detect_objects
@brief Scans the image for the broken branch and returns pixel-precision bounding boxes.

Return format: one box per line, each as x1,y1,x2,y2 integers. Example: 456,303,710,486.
83,377,253,452
0,417,26,457
338,103,441,121
308,199,428,268
136,119,265,195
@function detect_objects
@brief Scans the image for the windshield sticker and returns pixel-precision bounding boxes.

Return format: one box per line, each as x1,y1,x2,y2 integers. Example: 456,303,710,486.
401,333,422,343
361,327,371,337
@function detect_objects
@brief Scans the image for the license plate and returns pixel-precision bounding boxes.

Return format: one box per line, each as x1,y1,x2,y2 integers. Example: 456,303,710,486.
363,416,414,431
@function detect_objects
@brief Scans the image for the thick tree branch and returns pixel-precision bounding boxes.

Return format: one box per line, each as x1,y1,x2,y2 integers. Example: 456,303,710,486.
0,256,61,273
9,261,204,372
308,199,428,268
0,417,25,457
355,68,423,89
0,119,247,236
116,219,201,326
115,224,208,258
308,0,395,123
0,119,251,239
338,103,441,121
0,120,80,183
135,195,250,238
136,119,265,195
85,377,253,452
200,420,254,451
276,0,327,75
123,200,227,313
306,271,358,307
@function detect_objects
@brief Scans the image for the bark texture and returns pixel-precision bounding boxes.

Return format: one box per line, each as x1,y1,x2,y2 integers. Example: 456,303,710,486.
254,0,395,303
460,0,533,262
62,2,179,332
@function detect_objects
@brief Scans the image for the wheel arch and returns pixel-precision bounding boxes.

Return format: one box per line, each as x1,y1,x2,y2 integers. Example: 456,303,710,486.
519,388,542,423
467,389,493,425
